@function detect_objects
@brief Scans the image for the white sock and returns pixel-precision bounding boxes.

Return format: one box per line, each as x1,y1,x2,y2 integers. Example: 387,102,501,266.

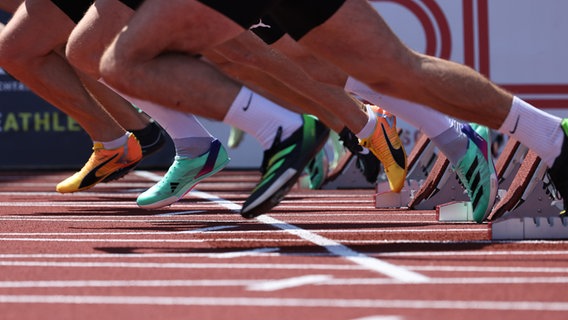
356,104,377,139
499,96,563,166
128,96,215,157
100,78,215,157
345,77,453,138
98,132,129,150
125,96,212,140
223,86,302,150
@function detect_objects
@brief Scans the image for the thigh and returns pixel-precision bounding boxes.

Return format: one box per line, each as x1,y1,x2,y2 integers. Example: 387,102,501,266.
113,0,248,58
296,0,417,83
70,0,133,55
0,0,76,55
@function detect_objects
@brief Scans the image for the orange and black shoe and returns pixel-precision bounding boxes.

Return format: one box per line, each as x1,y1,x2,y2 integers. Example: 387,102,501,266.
103,122,166,182
56,133,143,193
359,105,407,192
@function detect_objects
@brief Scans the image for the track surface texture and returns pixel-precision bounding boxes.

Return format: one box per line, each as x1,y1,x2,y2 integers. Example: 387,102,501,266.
1,170,567,320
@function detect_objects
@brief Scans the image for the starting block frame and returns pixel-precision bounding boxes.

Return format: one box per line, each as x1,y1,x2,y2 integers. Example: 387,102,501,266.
488,149,567,240
373,130,568,240
375,135,438,208
436,201,473,222
407,154,470,210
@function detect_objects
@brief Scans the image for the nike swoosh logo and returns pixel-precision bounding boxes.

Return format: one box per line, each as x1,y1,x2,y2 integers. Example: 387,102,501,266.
79,153,119,189
242,93,253,111
381,124,406,169
509,115,520,134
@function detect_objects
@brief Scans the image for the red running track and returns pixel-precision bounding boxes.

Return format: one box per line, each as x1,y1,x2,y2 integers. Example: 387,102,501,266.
0,169,567,320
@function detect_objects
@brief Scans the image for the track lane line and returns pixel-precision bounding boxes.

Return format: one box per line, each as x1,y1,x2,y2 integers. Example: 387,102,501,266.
1,295,568,311
134,171,430,283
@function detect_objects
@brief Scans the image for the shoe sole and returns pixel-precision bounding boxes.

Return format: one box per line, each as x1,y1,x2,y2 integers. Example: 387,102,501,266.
101,160,142,183
472,125,499,223
102,133,166,183
241,126,330,219
137,157,230,209
57,160,141,193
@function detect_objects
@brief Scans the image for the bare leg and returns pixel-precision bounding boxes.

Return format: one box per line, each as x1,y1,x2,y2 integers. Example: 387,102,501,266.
0,0,22,13
206,32,355,133
100,0,249,121
0,1,126,141
100,0,367,133
78,70,150,131
298,0,512,129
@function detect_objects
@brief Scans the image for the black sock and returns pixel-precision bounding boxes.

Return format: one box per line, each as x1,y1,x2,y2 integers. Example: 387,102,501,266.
130,122,162,147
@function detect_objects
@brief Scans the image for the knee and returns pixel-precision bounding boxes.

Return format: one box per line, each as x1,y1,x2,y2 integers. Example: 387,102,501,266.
0,34,29,68
99,42,132,94
66,32,102,78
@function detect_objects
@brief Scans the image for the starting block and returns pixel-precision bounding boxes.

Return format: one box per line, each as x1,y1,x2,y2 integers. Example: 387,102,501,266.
488,150,567,240
407,154,470,210
406,134,437,182
436,201,473,222
322,154,376,189
375,179,419,208
491,216,568,240
489,150,560,220
374,135,438,208
494,138,529,192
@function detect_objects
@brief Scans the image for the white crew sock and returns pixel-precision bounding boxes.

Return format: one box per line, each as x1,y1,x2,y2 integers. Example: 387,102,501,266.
356,104,378,139
345,77,470,163
499,96,563,166
345,77,454,138
98,132,129,150
128,96,214,158
99,79,214,157
223,86,302,150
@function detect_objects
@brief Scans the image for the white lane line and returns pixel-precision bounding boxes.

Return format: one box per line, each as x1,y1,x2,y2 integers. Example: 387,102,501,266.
2,249,568,259
1,202,371,209
0,189,367,199
0,238,203,243
0,279,252,288
0,232,227,236
0,218,239,223
1,295,568,311
0,228,486,237
246,275,333,291
257,215,429,283
211,248,280,259
187,185,430,283
1,276,568,289
0,252,282,259
179,226,237,233
0,202,139,207
156,210,206,216
326,276,568,285
136,171,431,282
0,237,498,244
0,214,437,220
407,265,568,273
3,260,567,274
376,250,568,257
353,316,403,320
0,261,365,270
